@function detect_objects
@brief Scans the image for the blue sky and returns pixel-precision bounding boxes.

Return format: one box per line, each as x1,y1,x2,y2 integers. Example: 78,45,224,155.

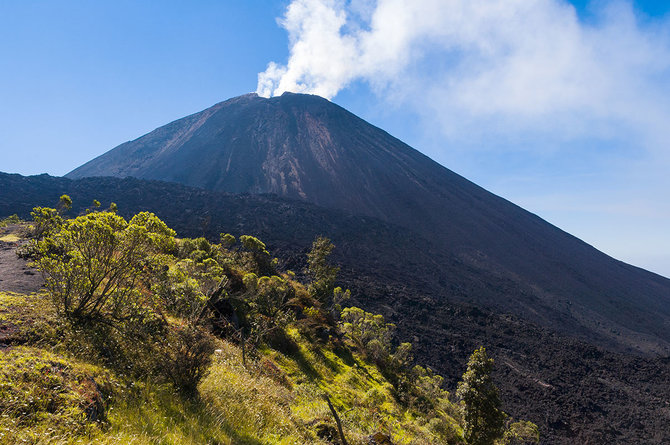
1,0,670,277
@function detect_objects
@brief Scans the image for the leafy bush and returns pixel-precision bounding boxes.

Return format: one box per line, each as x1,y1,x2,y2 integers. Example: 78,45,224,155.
28,206,63,240
240,235,276,275
243,273,295,345
404,364,451,412
306,237,338,303
30,209,220,392
35,211,175,323
154,256,225,318
340,306,394,366
499,420,540,445
220,232,236,248
157,322,218,395
0,214,21,228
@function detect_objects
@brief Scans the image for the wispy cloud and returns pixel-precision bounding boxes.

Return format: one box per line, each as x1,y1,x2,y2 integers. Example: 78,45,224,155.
257,0,670,276
257,0,670,146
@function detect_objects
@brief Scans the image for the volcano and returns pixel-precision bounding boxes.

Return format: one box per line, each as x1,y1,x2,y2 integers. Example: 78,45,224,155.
67,92,670,356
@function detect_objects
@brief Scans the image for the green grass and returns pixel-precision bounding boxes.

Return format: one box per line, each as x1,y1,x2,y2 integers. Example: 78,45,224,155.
0,292,61,347
199,341,320,444
99,381,254,445
265,327,464,444
69,339,322,445
0,346,116,444
0,292,464,444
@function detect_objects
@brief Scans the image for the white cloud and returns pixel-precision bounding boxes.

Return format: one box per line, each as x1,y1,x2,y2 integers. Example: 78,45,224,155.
257,0,358,99
257,0,670,276
257,0,670,147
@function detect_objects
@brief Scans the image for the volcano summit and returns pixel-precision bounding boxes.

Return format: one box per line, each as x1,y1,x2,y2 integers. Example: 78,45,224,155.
68,92,670,357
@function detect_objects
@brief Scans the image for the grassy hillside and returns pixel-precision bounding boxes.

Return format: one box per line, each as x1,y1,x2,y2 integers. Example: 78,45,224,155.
0,208,536,445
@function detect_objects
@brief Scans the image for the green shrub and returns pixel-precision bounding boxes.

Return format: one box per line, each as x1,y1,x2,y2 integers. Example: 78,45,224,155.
240,235,275,275
340,306,394,366
29,206,62,240
244,274,295,345
220,232,236,247
157,322,217,395
35,210,175,323
499,420,540,445
0,214,21,228
306,237,338,304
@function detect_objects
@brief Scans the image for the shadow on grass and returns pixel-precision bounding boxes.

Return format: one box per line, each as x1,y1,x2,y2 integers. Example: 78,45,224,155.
312,346,341,374
286,342,320,382
333,345,356,367
120,385,266,445
333,345,380,382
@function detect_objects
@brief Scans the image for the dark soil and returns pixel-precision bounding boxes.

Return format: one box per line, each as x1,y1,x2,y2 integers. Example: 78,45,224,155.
0,225,42,294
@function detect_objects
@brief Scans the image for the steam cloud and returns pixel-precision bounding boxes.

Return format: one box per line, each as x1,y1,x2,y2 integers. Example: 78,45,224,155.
257,0,670,276
257,0,670,146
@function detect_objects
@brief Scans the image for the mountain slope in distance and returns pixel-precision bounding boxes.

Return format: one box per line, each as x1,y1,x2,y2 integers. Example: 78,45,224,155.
2,172,670,444
67,92,670,356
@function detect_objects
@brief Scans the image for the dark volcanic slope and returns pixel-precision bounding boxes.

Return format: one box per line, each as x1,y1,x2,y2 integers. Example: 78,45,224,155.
2,172,669,444
67,92,670,355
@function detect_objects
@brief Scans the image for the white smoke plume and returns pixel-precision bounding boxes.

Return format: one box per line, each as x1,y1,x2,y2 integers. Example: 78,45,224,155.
257,0,670,276
257,0,670,144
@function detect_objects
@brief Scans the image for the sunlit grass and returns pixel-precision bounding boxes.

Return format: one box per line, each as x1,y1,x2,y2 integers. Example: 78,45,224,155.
1,293,464,444
0,346,116,444
199,340,321,444
0,292,61,346
265,327,463,445
0,234,19,243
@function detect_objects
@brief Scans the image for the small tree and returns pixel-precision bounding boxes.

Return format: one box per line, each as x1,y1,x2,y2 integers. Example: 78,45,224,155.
242,273,294,345
240,235,275,275
220,232,236,248
411,365,445,402
27,196,71,240
307,236,338,305
29,207,63,240
253,275,292,319
154,257,223,318
331,286,351,315
457,347,506,445
58,194,72,213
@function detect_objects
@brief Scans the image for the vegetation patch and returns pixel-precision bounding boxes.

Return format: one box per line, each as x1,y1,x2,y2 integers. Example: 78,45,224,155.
0,197,539,444
98,382,244,445
0,292,60,346
270,327,464,445
0,346,116,443
0,214,21,228
199,341,316,444
0,234,19,243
